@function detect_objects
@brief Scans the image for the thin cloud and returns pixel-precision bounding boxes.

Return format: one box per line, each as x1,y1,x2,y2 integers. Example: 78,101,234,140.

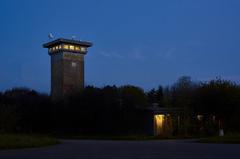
164,48,176,59
99,51,111,57
99,51,124,59
99,48,146,61
156,47,176,60
129,47,145,60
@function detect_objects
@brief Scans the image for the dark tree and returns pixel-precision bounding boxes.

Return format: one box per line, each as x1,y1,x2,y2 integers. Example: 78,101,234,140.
119,85,147,109
195,79,240,131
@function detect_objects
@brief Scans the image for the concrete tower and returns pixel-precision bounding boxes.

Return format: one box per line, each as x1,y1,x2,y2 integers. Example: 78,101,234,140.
43,38,92,99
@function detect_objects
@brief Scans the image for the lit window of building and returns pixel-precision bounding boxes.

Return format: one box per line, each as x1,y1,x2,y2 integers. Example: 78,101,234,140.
75,46,80,51
71,62,77,67
154,114,165,136
197,115,203,121
56,46,59,50
81,47,86,52
52,47,55,51
63,45,69,49
69,45,74,50
59,45,62,49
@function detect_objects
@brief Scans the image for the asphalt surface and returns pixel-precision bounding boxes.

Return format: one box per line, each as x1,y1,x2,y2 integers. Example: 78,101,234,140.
0,139,239,159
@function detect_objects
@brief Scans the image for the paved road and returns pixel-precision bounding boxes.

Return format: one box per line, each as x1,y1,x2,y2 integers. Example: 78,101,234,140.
0,139,239,159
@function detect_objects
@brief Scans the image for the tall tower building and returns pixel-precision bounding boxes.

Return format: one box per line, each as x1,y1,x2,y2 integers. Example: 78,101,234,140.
43,38,92,99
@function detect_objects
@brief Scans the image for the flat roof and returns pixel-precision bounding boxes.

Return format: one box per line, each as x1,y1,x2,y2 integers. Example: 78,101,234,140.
43,38,93,48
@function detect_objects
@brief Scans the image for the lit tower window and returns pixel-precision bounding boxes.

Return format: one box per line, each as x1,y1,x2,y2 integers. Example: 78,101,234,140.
69,45,74,50
81,47,86,52
75,46,80,51
63,44,69,50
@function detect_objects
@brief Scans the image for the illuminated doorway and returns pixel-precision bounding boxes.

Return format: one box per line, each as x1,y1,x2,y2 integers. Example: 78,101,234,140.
154,114,165,136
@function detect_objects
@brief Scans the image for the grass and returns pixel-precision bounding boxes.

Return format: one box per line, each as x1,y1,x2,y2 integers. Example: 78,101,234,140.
0,134,59,150
199,134,240,144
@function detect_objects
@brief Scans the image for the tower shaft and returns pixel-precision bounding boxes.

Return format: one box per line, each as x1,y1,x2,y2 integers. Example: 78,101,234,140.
43,38,92,99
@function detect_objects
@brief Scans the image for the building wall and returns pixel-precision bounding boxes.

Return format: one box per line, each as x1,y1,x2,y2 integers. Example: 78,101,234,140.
51,52,84,99
51,53,63,99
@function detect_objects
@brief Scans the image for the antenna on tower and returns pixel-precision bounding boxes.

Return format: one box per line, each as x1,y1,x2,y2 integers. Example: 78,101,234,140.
71,35,76,40
48,33,54,40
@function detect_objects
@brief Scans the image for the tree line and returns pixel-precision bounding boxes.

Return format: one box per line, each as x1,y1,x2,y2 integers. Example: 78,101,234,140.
0,76,240,136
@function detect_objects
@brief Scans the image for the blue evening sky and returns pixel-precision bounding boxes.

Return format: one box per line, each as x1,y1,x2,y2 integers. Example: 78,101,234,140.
0,0,240,93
